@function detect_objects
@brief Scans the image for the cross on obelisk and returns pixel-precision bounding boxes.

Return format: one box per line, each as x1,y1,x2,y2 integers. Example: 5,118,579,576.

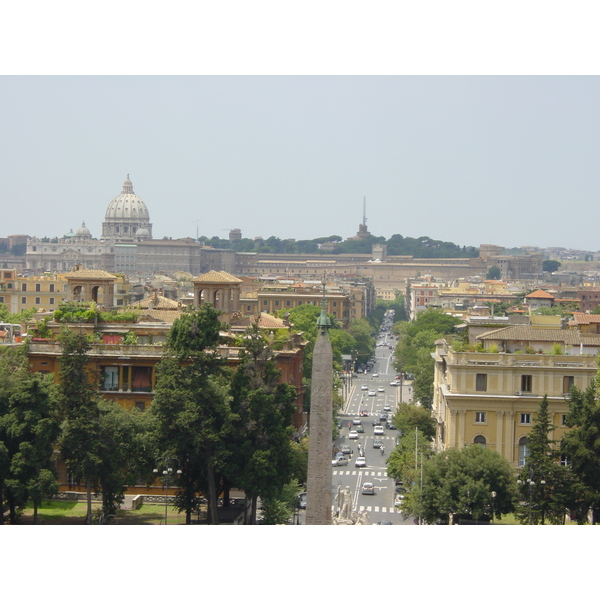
305,282,333,524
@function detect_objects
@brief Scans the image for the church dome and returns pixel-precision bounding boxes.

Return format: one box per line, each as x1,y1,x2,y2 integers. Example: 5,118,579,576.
76,221,92,238
102,175,153,241
104,175,150,221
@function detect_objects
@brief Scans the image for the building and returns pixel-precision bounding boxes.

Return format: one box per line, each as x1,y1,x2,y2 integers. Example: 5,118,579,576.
431,328,600,469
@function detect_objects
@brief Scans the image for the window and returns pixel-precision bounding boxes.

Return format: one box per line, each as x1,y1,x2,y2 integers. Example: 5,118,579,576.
49,298,55,305
563,376,574,394
21,283,27,291
49,284,55,292
520,413,531,425
521,375,532,393
100,366,119,391
262,300,268,306
132,366,152,392
562,414,568,426
473,435,486,448
560,455,569,467
0,297,3,304
475,412,486,424
21,297,26,304
35,283,41,292
135,402,145,411
476,373,487,392
35,297,41,305
518,437,529,467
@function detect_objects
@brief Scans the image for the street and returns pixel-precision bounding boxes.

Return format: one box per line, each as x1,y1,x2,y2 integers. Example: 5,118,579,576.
331,317,416,525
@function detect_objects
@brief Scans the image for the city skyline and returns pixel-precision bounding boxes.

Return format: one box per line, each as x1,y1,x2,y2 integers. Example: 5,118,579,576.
2,76,599,252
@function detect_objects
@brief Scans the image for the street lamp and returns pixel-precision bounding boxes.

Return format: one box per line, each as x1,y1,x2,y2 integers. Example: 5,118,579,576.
517,467,545,525
491,491,496,523
153,457,182,525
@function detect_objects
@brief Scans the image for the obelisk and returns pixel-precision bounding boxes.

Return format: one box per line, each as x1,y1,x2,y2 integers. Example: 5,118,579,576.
305,299,333,524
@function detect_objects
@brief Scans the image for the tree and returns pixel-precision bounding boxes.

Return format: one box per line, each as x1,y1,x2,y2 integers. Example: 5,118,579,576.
151,304,232,524
55,328,102,524
419,444,517,524
543,260,561,273
517,395,583,524
392,403,436,440
224,322,297,523
560,381,600,523
0,348,59,524
486,266,502,280
94,400,158,517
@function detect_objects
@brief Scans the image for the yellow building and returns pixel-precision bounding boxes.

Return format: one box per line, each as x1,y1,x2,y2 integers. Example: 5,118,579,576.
432,338,599,469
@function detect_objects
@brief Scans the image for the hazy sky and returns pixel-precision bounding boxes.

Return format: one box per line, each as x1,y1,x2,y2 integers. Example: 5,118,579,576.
2,76,599,251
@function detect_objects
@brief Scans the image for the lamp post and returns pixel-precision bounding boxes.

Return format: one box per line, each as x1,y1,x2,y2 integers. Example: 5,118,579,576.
153,458,182,525
517,467,545,525
491,491,496,524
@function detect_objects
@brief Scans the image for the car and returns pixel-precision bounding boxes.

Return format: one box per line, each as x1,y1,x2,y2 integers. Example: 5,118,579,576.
368,390,377,396
356,424,365,433
384,404,391,411
372,420,379,427
341,445,351,454
394,493,405,507
348,430,359,439
359,410,369,417
380,413,388,421
332,456,349,466
352,417,362,425
372,438,384,448
372,373,379,377
298,492,307,509
361,384,368,390
355,456,367,468
376,520,393,525
373,425,384,435
361,482,375,495
390,380,399,386
385,421,397,430
378,386,385,393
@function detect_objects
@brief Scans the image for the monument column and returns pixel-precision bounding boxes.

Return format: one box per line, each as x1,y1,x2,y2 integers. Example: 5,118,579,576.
305,301,333,525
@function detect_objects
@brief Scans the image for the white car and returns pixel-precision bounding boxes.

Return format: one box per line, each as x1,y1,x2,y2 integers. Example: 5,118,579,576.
368,390,377,396
390,380,399,386
378,386,385,393
361,384,368,391
348,430,359,439
355,456,367,468
373,425,384,435
372,373,379,377
384,405,391,411
362,482,375,495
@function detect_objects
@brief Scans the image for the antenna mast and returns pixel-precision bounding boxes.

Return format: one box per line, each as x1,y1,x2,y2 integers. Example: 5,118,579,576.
363,197,367,226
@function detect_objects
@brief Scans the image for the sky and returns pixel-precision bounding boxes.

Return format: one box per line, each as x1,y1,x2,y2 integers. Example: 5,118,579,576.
3,75,599,252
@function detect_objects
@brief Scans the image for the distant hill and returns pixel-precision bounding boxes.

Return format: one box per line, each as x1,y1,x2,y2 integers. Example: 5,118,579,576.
198,234,479,259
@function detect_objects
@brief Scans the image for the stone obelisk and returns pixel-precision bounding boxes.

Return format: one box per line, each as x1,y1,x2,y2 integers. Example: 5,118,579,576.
305,298,333,524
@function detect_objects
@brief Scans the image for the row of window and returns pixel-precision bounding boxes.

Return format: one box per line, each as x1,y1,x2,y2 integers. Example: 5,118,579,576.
473,435,568,467
474,411,568,426
476,373,575,394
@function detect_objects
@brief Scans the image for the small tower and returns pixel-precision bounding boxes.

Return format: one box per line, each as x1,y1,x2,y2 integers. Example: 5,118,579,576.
305,286,334,525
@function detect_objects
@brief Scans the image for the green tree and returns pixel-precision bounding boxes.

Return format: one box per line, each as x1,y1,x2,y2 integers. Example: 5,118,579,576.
224,322,297,523
560,381,600,523
419,444,517,524
486,266,502,280
0,349,59,524
55,328,102,524
94,400,158,516
259,479,302,524
543,260,561,273
392,403,436,440
151,304,231,524
517,395,583,524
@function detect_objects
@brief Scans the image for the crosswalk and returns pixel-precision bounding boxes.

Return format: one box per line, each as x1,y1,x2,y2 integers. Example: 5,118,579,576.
333,470,388,477
331,503,401,514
